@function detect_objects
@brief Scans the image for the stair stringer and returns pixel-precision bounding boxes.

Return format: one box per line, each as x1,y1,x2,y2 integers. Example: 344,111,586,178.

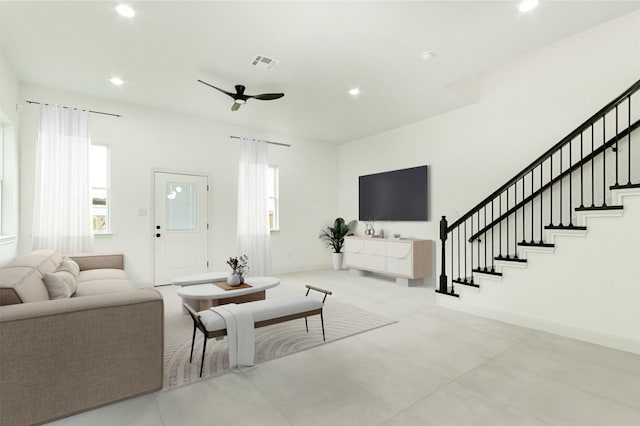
438,191,640,354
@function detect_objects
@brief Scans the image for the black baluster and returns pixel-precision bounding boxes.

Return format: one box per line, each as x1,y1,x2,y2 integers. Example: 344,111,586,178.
580,131,584,208
484,205,487,271
540,162,543,243
477,213,481,271
464,220,469,283
478,210,487,271
506,187,510,259
530,169,534,242
498,193,502,259
569,139,573,226
591,125,595,207
550,153,554,226
470,216,474,279
451,225,454,285
514,183,518,258
522,176,526,243
628,95,632,185
457,226,461,281
559,146,563,226
602,116,607,207
615,105,619,186
491,199,495,272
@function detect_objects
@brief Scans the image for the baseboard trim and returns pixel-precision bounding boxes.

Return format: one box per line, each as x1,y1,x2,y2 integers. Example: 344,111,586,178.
436,294,640,355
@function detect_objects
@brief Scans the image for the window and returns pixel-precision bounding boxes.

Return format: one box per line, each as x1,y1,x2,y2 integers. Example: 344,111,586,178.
267,166,279,231
89,145,110,233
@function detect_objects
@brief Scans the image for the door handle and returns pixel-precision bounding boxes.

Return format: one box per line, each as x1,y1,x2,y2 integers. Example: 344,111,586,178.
156,233,161,238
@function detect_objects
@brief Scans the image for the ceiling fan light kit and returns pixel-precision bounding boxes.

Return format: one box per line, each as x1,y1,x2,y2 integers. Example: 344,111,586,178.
197,79,284,111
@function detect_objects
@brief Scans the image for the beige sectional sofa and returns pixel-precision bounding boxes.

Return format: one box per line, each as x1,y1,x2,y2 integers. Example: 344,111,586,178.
0,249,164,426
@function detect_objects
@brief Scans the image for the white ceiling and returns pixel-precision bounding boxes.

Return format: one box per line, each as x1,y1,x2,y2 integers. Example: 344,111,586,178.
1,1,639,144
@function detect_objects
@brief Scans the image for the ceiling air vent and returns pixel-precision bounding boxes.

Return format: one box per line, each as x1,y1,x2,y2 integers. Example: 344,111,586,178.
250,55,280,71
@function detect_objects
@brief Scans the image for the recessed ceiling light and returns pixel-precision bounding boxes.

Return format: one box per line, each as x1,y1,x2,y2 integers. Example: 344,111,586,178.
519,0,539,13
421,51,436,60
348,87,361,96
109,76,124,86
116,4,135,18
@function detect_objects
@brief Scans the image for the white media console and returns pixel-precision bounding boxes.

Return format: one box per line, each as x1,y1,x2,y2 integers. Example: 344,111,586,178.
343,236,432,286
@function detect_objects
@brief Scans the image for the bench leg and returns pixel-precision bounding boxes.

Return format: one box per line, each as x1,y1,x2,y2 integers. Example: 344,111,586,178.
200,334,208,377
320,310,326,342
189,324,197,363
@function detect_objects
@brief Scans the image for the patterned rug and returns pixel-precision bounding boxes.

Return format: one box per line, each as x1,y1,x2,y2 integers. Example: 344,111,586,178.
160,287,395,389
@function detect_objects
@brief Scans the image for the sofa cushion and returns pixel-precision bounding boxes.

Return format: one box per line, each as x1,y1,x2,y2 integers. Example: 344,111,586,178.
74,277,133,298
8,249,61,276
77,268,128,283
59,257,80,277
0,266,50,305
53,266,78,295
42,271,74,300
0,250,63,305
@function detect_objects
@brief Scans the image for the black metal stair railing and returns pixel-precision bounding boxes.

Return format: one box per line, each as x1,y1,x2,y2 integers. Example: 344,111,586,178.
438,78,640,297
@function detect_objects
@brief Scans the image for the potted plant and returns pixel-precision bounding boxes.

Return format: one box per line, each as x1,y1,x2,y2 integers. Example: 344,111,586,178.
319,217,355,270
226,255,249,286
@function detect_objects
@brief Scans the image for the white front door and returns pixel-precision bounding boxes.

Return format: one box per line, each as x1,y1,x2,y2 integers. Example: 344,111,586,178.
153,171,208,286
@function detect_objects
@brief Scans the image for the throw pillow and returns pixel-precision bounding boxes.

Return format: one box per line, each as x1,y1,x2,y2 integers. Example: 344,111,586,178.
43,271,75,300
59,257,80,277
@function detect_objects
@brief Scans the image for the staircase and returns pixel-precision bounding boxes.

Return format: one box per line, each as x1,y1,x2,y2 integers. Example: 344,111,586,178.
436,78,640,353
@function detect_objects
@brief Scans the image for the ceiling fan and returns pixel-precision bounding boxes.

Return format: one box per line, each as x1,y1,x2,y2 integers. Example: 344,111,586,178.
197,79,284,111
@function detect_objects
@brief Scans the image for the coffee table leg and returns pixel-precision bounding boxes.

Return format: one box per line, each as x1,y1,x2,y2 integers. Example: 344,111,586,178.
199,299,213,311
182,298,199,314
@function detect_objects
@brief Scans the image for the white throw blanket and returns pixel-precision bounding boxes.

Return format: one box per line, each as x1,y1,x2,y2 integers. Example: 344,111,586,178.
209,304,255,372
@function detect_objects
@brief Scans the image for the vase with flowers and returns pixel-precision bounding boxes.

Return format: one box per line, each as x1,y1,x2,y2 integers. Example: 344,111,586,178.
226,255,249,286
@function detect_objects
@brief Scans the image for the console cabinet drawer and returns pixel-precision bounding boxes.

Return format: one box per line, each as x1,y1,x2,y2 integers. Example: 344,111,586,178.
344,237,431,279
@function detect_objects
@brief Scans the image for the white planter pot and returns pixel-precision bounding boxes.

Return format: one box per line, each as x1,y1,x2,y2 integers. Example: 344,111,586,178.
332,252,344,270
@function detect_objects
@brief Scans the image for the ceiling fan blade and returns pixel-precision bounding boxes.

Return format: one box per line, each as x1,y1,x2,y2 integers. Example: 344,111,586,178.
250,93,285,101
197,79,235,98
231,102,241,111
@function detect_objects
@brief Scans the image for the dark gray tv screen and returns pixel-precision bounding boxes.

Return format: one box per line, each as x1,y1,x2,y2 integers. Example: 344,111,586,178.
359,165,428,221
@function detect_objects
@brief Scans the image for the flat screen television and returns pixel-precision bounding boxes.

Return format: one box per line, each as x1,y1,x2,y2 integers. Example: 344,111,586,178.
359,165,428,221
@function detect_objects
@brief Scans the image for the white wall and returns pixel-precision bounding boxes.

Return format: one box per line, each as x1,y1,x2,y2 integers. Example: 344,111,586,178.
440,190,640,354
339,10,640,261
0,53,20,265
18,84,338,284
338,10,640,347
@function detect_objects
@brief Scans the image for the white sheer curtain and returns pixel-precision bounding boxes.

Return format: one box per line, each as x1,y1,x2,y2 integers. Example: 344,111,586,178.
33,105,93,253
237,140,272,276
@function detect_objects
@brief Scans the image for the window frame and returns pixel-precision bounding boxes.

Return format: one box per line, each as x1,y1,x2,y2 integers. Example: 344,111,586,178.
267,165,280,232
90,144,111,234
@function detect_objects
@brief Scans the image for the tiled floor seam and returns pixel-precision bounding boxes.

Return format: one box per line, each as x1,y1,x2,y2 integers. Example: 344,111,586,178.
452,381,556,426
488,335,640,413
150,393,168,426
371,371,462,426
495,355,640,413
458,340,640,422
238,371,296,426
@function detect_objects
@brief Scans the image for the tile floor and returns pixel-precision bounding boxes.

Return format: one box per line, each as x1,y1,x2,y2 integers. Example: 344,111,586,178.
48,270,640,425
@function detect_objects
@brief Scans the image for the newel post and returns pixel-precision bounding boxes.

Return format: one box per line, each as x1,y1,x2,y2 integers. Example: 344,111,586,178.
439,215,448,293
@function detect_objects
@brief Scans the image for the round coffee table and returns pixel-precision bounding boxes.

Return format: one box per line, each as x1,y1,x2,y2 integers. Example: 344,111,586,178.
177,276,280,312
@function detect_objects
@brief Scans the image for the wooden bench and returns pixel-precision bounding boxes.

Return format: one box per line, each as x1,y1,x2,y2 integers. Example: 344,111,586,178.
184,284,332,376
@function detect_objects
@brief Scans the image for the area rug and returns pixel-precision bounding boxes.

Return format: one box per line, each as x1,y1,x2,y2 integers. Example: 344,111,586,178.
162,298,395,389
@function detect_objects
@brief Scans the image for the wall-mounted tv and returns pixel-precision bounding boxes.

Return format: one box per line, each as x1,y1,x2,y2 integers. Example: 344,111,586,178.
359,165,428,221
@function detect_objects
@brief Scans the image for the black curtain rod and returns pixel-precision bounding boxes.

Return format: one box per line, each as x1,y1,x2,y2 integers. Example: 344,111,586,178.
229,135,291,147
26,100,121,118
